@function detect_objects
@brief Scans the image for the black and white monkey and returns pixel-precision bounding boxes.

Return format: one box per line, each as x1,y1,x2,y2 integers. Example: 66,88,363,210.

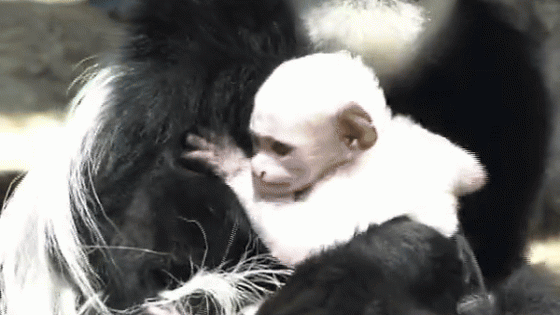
185,52,487,267
0,0,558,315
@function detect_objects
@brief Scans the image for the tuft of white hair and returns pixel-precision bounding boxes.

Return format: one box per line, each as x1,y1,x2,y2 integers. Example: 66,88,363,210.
143,255,291,315
302,0,426,74
297,0,458,78
0,65,118,315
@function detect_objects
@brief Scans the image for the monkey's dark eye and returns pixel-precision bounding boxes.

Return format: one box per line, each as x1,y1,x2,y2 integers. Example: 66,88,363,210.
271,141,293,156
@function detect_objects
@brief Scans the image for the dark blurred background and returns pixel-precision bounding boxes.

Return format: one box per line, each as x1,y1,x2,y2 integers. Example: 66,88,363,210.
0,0,559,267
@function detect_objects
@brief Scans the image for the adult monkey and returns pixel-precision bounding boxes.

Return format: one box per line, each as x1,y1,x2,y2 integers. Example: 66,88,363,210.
0,1,299,314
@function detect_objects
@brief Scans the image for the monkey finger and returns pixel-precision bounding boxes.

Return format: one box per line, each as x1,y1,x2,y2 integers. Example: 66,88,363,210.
179,150,228,178
185,134,215,151
181,150,218,164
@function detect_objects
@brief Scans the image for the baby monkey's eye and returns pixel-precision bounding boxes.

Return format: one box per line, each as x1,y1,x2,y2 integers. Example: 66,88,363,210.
251,134,265,157
271,141,293,157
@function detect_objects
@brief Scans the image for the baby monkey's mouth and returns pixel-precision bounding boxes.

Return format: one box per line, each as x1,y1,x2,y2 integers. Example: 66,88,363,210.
252,173,291,196
252,173,315,202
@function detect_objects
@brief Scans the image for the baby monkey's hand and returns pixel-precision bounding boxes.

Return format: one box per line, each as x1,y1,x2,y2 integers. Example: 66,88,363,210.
183,131,248,179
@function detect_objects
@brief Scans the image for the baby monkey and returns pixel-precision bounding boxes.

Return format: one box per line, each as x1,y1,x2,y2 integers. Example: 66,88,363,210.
185,52,486,266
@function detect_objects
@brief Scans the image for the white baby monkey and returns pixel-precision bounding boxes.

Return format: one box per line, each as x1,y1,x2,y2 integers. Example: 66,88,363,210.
185,52,486,266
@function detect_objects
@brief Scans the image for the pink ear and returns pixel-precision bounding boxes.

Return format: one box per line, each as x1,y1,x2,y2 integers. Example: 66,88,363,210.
336,103,377,150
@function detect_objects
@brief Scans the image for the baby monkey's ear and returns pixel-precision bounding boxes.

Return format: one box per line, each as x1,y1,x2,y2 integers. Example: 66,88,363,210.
336,103,377,150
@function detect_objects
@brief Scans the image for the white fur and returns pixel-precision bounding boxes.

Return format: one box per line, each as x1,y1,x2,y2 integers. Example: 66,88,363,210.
199,52,486,267
144,255,290,315
0,66,117,315
294,0,458,78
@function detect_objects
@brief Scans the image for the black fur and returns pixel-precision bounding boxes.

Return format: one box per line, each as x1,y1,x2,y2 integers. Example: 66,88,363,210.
375,0,550,284
80,0,298,309
88,150,265,308
256,218,560,315
0,171,23,211
257,217,465,315
494,265,560,314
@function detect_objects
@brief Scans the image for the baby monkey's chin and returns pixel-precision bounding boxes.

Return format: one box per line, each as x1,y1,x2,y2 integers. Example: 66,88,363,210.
252,173,311,201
